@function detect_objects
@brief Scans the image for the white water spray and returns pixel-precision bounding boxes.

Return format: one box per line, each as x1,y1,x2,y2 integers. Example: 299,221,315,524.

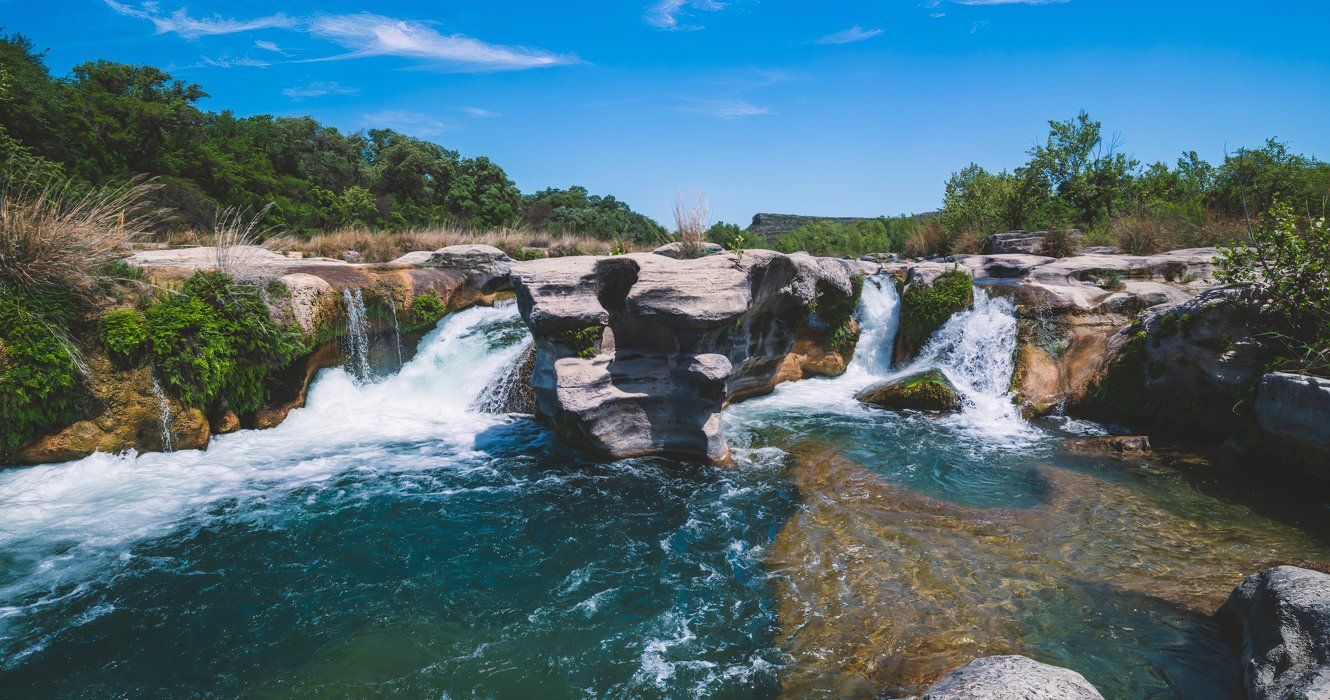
149,373,174,452
341,288,373,381
0,303,528,604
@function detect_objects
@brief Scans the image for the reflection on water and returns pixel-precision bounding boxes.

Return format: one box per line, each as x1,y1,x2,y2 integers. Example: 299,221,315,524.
0,282,1326,698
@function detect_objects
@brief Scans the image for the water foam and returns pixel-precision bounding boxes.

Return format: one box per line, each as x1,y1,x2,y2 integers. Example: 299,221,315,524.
0,302,527,604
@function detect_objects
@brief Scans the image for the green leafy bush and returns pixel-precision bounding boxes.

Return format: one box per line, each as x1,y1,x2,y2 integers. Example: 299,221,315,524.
560,325,602,358
145,271,303,414
409,292,447,329
897,269,974,358
99,308,148,362
0,287,87,454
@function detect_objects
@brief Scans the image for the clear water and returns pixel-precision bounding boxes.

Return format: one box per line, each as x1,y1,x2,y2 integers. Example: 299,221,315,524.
1,287,1327,698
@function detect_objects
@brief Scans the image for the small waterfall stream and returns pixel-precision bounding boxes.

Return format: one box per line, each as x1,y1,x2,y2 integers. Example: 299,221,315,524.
341,288,373,381
388,302,405,369
149,373,174,452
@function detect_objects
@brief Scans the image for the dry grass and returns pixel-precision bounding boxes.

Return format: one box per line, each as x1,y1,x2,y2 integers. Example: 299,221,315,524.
0,177,154,297
265,226,646,263
672,188,711,257
902,219,946,258
1112,211,1246,255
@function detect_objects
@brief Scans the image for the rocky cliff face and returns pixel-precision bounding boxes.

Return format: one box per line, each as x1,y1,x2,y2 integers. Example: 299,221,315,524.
510,250,871,463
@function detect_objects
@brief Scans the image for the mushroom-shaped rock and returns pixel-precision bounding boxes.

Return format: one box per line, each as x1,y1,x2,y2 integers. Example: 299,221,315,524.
856,369,963,412
1222,566,1330,700
429,244,513,292
922,655,1105,700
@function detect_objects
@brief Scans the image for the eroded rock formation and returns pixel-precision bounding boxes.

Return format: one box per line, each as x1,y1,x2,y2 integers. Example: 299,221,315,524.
1223,566,1330,700
510,250,871,463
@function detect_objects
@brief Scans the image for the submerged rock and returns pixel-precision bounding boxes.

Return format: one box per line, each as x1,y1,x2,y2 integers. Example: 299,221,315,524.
855,369,963,412
1255,373,1330,453
1222,566,1330,700
1062,435,1151,456
921,655,1104,699
510,250,870,463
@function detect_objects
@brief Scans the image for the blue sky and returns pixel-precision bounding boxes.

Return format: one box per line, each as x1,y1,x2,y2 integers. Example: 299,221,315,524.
4,1,1329,225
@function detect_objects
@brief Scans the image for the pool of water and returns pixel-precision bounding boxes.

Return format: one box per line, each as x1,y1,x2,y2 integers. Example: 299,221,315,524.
1,287,1326,698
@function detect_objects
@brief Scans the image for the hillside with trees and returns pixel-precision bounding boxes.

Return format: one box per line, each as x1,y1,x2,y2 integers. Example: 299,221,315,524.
0,32,662,239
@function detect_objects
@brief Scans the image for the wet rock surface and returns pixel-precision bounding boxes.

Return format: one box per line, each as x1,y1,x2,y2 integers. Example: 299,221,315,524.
1223,566,1330,700
920,655,1104,699
509,250,871,462
856,369,964,412
1256,373,1330,453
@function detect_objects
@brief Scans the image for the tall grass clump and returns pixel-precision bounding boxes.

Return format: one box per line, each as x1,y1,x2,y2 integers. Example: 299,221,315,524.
0,177,152,297
673,188,711,258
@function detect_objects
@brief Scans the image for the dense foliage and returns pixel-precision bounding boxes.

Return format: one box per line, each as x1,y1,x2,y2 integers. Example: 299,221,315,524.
0,33,659,237
897,269,974,359
145,271,304,414
523,186,666,243
937,112,1329,254
0,287,86,455
1219,200,1330,373
98,308,148,363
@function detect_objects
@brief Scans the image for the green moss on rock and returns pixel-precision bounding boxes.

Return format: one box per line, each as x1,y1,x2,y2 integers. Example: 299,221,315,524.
895,268,973,364
0,287,89,456
855,368,964,412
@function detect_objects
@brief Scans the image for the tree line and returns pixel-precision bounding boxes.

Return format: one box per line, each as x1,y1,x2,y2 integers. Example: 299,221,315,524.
0,32,664,241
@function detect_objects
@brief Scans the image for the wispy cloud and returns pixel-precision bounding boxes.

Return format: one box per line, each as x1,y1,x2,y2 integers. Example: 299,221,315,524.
196,53,270,69
460,107,502,118
645,0,727,31
361,110,449,138
104,3,576,72
677,98,770,118
813,26,883,45
283,81,359,99
103,1,296,39
950,0,1067,4
305,13,577,71
254,39,288,55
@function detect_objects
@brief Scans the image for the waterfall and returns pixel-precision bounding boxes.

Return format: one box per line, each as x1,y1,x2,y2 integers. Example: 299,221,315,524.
843,275,901,381
908,288,1032,440
473,342,537,414
149,373,174,452
341,288,373,381
0,303,529,601
388,302,404,369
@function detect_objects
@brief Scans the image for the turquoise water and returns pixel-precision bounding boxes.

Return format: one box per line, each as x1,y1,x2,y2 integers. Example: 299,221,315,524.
1,288,1327,698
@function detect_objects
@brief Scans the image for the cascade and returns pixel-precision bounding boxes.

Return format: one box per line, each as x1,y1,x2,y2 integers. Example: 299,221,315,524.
388,301,404,369
473,342,537,414
341,288,373,381
149,373,174,452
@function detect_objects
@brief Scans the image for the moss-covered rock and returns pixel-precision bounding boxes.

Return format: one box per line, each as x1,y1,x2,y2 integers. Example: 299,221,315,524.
855,369,964,412
894,268,973,366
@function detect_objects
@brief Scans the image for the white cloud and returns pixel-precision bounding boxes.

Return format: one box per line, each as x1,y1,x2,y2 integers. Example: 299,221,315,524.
461,107,502,118
951,0,1067,4
306,13,576,71
361,110,449,138
104,1,296,39
645,0,727,31
196,53,270,68
283,81,359,99
254,40,288,55
813,26,883,45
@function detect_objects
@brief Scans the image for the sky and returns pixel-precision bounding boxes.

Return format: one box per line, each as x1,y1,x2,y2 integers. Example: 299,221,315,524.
3,1,1329,225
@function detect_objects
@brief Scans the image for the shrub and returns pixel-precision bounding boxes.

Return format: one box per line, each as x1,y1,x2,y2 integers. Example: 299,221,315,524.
409,292,447,329
897,268,974,359
560,325,603,359
99,309,149,362
146,271,303,414
672,189,710,259
0,286,87,455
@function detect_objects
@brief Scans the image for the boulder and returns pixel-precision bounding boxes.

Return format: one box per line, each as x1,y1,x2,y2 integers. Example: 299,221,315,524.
1256,373,1330,453
1222,566,1330,700
921,655,1104,699
856,369,964,412
1062,435,1151,456
510,250,871,463
652,241,724,259
428,244,513,293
